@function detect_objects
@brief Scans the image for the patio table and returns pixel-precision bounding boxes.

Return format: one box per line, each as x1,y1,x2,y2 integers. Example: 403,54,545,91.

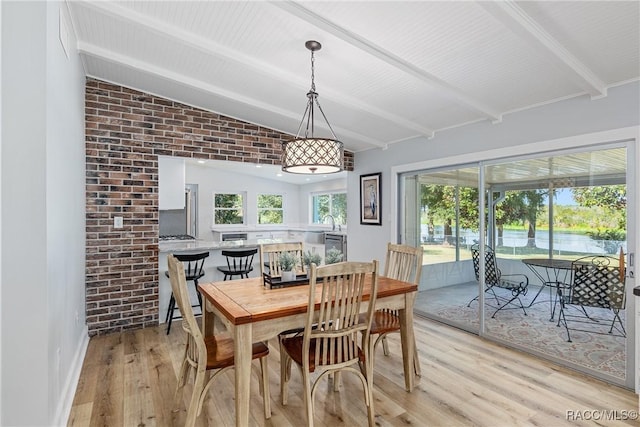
522,258,573,320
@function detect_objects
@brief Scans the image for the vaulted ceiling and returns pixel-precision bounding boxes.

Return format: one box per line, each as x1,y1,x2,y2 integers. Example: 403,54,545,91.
67,1,640,154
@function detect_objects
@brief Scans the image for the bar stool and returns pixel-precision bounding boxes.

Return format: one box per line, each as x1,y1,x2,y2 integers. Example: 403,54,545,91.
165,251,209,334
216,248,258,280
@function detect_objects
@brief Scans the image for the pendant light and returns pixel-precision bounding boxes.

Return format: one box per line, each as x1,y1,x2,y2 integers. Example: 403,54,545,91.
282,40,344,174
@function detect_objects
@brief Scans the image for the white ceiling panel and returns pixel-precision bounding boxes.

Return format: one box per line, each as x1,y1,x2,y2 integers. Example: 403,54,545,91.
67,0,640,153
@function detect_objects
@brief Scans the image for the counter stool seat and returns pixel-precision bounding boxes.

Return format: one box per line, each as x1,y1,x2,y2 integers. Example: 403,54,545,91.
217,248,258,280
165,251,209,334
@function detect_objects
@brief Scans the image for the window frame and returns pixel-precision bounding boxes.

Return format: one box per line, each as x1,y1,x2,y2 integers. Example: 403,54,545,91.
212,191,247,226
310,190,347,226
257,193,285,225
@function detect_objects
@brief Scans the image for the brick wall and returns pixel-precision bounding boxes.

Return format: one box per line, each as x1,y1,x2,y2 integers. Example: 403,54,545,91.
85,78,354,335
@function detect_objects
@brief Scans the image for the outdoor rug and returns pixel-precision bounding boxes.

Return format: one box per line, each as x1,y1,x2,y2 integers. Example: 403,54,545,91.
415,282,626,381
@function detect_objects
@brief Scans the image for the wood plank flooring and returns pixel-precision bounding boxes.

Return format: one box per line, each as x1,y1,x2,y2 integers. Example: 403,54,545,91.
68,317,638,426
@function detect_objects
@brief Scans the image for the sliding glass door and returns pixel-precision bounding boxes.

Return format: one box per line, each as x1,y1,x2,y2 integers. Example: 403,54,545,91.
408,165,480,333
405,141,635,388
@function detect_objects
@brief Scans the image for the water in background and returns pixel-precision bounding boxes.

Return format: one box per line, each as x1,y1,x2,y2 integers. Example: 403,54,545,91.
421,225,625,255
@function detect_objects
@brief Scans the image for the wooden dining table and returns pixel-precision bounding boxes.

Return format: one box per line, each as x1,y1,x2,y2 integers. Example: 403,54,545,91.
198,275,418,427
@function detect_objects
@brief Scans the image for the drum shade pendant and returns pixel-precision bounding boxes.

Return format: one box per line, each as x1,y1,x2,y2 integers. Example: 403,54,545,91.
282,41,344,174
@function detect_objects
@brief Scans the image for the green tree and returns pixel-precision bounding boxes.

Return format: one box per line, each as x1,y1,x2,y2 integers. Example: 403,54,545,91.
572,185,627,253
495,192,527,247
521,190,547,247
572,185,626,229
421,185,478,244
257,194,283,224
332,193,347,224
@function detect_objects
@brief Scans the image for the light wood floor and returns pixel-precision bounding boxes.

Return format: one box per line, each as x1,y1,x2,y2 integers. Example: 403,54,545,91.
68,316,638,426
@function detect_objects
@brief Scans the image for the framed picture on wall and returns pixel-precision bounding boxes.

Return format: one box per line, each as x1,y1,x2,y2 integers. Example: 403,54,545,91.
360,172,381,225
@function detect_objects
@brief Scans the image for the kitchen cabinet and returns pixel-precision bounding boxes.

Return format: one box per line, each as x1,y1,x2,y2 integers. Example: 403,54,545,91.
159,156,185,210
247,230,289,240
248,231,269,240
288,231,305,241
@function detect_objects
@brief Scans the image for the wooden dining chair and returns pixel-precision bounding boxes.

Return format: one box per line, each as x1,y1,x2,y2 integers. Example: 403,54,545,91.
363,242,423,376
167,255,271,426
280,260,379,427
259,241,305,277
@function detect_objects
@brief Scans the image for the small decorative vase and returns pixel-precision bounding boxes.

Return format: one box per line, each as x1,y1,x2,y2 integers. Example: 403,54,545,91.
281,270,295,282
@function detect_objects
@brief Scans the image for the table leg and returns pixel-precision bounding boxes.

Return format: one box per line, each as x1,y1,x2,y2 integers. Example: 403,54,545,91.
234,323,252,427
201,299,215,337
398,292,415,392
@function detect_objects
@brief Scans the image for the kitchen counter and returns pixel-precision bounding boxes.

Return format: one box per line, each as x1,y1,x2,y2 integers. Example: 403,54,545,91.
158,232,337,324
159,237,296,253
159,236,304,325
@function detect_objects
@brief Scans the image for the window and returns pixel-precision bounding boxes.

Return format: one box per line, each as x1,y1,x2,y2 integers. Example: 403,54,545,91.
311,192,347,225
213,192,245,225
257,194,284,224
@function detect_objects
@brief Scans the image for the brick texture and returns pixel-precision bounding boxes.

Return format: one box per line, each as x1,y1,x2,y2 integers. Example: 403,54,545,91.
85,78,354,335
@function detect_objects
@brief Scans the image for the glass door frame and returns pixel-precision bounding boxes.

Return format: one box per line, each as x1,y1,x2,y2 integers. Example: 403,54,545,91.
391,126,638,390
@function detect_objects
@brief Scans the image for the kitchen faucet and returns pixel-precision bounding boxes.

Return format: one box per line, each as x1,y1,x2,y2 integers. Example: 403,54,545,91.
323,214,336,231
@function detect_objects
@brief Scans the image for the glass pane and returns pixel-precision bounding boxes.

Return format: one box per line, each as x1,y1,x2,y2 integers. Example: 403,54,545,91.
215,209,243,224
406,144,630,387
483,146,627,386
258,194,283,209
332,193,347,224
215,193,242,208
258,210,283,224
312,194,330,223
410,165,480,334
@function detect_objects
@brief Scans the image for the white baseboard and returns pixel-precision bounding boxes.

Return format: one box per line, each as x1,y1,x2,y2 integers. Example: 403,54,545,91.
53,326,89,427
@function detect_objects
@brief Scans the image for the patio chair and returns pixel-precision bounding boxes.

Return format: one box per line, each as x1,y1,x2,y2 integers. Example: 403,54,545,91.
556,254,626,342
468,243,529,318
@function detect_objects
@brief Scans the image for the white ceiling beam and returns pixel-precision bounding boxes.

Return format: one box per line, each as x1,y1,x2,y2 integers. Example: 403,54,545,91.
479,1,607,99
75,1,434,142
273,1,504,123
77,41,383,149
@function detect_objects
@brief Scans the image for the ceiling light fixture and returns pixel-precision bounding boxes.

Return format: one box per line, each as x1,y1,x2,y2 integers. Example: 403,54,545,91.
282,40,344,174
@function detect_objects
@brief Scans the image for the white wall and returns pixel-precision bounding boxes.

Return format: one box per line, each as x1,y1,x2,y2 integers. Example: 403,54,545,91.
0,1,4,420
1,2,88,425
45,2,88,424
186,162,303,239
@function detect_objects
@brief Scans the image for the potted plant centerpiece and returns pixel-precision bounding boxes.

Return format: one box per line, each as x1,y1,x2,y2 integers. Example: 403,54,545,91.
324,248,344,265
302,250,322,271
278,251,299,282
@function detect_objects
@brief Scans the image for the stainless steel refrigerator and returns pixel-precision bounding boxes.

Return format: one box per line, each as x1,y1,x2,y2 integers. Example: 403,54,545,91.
159,183,198,238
